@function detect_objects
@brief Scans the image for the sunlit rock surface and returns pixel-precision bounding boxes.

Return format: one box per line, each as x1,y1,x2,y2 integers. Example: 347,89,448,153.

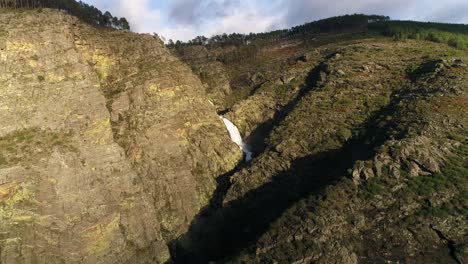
0,9,241,264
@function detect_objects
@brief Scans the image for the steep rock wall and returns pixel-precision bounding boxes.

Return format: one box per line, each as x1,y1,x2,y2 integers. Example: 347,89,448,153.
0,9,241,264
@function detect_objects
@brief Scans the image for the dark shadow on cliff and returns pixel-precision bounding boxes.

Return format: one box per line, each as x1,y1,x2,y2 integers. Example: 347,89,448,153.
169,73,415,263
245,60,326,156
169,140,366,263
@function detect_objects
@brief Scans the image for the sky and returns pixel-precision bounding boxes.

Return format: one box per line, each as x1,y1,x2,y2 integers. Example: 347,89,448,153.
83,0,468,41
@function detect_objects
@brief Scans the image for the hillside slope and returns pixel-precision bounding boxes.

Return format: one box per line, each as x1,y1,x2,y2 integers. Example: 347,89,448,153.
170,21,467,264
0,9,241,264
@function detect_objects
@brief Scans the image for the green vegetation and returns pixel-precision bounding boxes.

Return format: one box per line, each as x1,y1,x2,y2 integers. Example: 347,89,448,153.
0,128,74,167
370,20,468,49
399,140,467,203
218,43,260,64
0,0,130,30
169,14,389,50
288,14,388,37
168,14,388,66
358,137,467,216
170,15,467,68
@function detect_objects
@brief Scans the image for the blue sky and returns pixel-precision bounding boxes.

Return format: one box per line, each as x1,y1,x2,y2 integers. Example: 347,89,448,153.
83,0,468,41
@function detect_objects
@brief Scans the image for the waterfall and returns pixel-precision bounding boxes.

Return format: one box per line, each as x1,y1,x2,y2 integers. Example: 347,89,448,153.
220,117,253,162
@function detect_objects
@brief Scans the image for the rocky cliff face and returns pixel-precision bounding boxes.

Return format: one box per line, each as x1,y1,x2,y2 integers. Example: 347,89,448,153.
175,45,234,111
0,9,241,263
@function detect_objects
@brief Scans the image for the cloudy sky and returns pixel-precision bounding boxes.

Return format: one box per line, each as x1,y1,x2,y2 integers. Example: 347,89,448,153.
83,0,468,41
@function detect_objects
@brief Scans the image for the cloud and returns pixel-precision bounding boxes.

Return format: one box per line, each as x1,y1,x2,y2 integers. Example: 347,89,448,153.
84,0,468,41
280,0,467,26
115,0,161,33
168,0,235,25
420,2,468,23
166,0,284,40
84,0,162,33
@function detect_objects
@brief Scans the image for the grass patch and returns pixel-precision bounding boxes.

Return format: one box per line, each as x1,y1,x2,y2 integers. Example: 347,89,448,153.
360,139,467,212
359,176,386,200
0,128,75,167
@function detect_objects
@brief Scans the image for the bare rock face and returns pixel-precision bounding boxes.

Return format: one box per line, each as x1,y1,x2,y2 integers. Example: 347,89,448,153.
174,45,233,110
0,9,241,264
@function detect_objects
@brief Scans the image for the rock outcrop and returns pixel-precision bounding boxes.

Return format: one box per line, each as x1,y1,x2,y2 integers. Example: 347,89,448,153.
0,9,241,263
174,45,233,110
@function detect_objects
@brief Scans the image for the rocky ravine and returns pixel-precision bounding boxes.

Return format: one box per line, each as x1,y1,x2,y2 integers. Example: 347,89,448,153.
0,9,242,264
170,36,467,263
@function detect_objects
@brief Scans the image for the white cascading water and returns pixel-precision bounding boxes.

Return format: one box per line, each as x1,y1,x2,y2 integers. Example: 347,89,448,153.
208,100,253,162
220,117,253,162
